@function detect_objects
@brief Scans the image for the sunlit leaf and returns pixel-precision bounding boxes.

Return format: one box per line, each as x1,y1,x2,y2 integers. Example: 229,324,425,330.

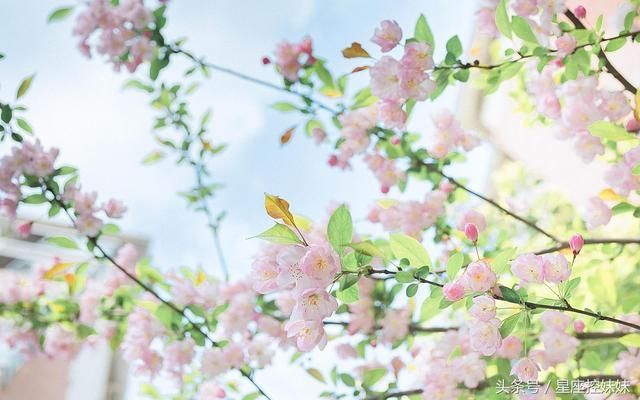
44,262,74,279
280,126,295,145
264,193,297,228
342,42,370,58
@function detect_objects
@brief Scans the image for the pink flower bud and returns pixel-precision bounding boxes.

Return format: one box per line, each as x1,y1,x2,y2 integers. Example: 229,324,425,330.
328,154,338,167
626,118,640,133
443,282,465,301
261,56,271,65
464,222,479,243
574,5,587,19
380,185,390,194
391,136,401,145
569,234,584,255
16,221,33,238
574,320,585,333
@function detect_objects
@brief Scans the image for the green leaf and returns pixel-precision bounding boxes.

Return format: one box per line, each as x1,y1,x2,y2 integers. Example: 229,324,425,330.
499,285,521,303
511,16,538,44
337,283,359,304
453,69,470,82
16,75,35,99
314,61,334,88
588,121,637,141
16,118,33,134
605,37,627,52
242,393,261,400
101,223,120,235
499,312,522,337
414,14,435,49
47,236,79,250
306,368,325,383
348,241,385,259
22,194,47,204
446,35,463,58
420,287,442,321
619,334,640,348
1,105,12,124
363,368,387,387
123,79,154,93
389,233,431,267
446,253,464,280
406,283,419,297
251,223,302,245
142,150,165,165
395,270,415,283
492,247,517,274
327,205,352,253
612,202,636,215
47,6,74,23
564,277,581,299
340,373,356,387
495,0,512,38
271,102,298,112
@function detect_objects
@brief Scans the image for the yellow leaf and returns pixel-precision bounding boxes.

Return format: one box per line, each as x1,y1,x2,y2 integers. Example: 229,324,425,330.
44,262,73,279
293,213,312,231
599,188,626,202
196,271,206,286
320,86,342,98
342,42,370,59
265,193,297,228
377,198,398,209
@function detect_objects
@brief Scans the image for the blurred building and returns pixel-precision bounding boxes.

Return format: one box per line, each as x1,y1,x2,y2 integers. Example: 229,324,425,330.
0,218,147,400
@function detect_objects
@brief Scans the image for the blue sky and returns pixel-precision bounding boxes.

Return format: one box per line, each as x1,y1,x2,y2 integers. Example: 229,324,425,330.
0,1,488,398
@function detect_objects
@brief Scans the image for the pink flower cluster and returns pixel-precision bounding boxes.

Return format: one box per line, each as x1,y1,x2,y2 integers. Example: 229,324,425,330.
428,110,480,159
528,311,579,370
121,304,166,376
273,37,315,82
251,233,341,351
413,328,486,398
330,105,378,169
605,147,640,196
369,44,436,104
73,0,156,72
528,68,631,164
64,184,127,237
444,260,497,304
364,151,406,193
511,252,570,284
615,348,640,385
0,140,59,220
348,278,376,335
379,307,411,344
510,0,567,44
367,184,449,238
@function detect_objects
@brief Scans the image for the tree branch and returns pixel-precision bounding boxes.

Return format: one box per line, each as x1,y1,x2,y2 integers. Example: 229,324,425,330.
534,238,640,255
564,10,637,94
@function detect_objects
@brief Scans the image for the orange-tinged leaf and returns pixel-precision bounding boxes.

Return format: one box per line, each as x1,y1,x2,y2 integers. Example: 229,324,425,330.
280,126,295,145
599,188,626,201
44,262,73,279
265,193,297,228
351,66,369,74
342,42,370,59
64,273,76,288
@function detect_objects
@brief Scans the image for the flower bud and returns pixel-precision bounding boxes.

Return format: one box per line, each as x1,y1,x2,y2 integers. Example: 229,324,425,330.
574,5,586,19
574,320,585,333
16,221,33,239
626,118,640,133
443,282,465,301
569,234,584,255
464,222,479,243
261,56,271,65
328,154,338,167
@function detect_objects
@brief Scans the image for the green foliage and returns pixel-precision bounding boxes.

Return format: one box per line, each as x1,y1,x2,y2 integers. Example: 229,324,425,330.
251,223,302,245
414,14,435,49
327,204,353,253
389,233,431,268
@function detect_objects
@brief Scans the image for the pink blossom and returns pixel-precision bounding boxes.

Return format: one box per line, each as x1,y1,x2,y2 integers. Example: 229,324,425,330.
469,318,502,356
512,0,538,16
0,198,18,220
555,33,577,57
569,234,584,255
103,198,127,218
76,214,104,237
285,319,328,351
197,381,226,400
511,253,545,284
371,20,402,52
540,311,572,332
615,350,640,385
399,65,435,101
401,42,434,70
299,245,340,288
599,91,631,122
469,295,496,321
497,335,523,359
475,3,499,36
223,342,245,368
626,118,640,132
462,260,496,292
542,253,570,283
574,319,585,333
443,282,465,301
453,352,486,388
43,325,77,360
201,348,228,378
380,308,411,343
291,288,338,321
311,127,326,144
511,357,540,381
605,162,639,196
336,343,358,359
163,338,195,378
370,56,403,101
540,331,578,364
275,40,301,81
365,152,406,192
573,132,604,163
584,197,611,230
251,258,280,294
378,100,407,129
